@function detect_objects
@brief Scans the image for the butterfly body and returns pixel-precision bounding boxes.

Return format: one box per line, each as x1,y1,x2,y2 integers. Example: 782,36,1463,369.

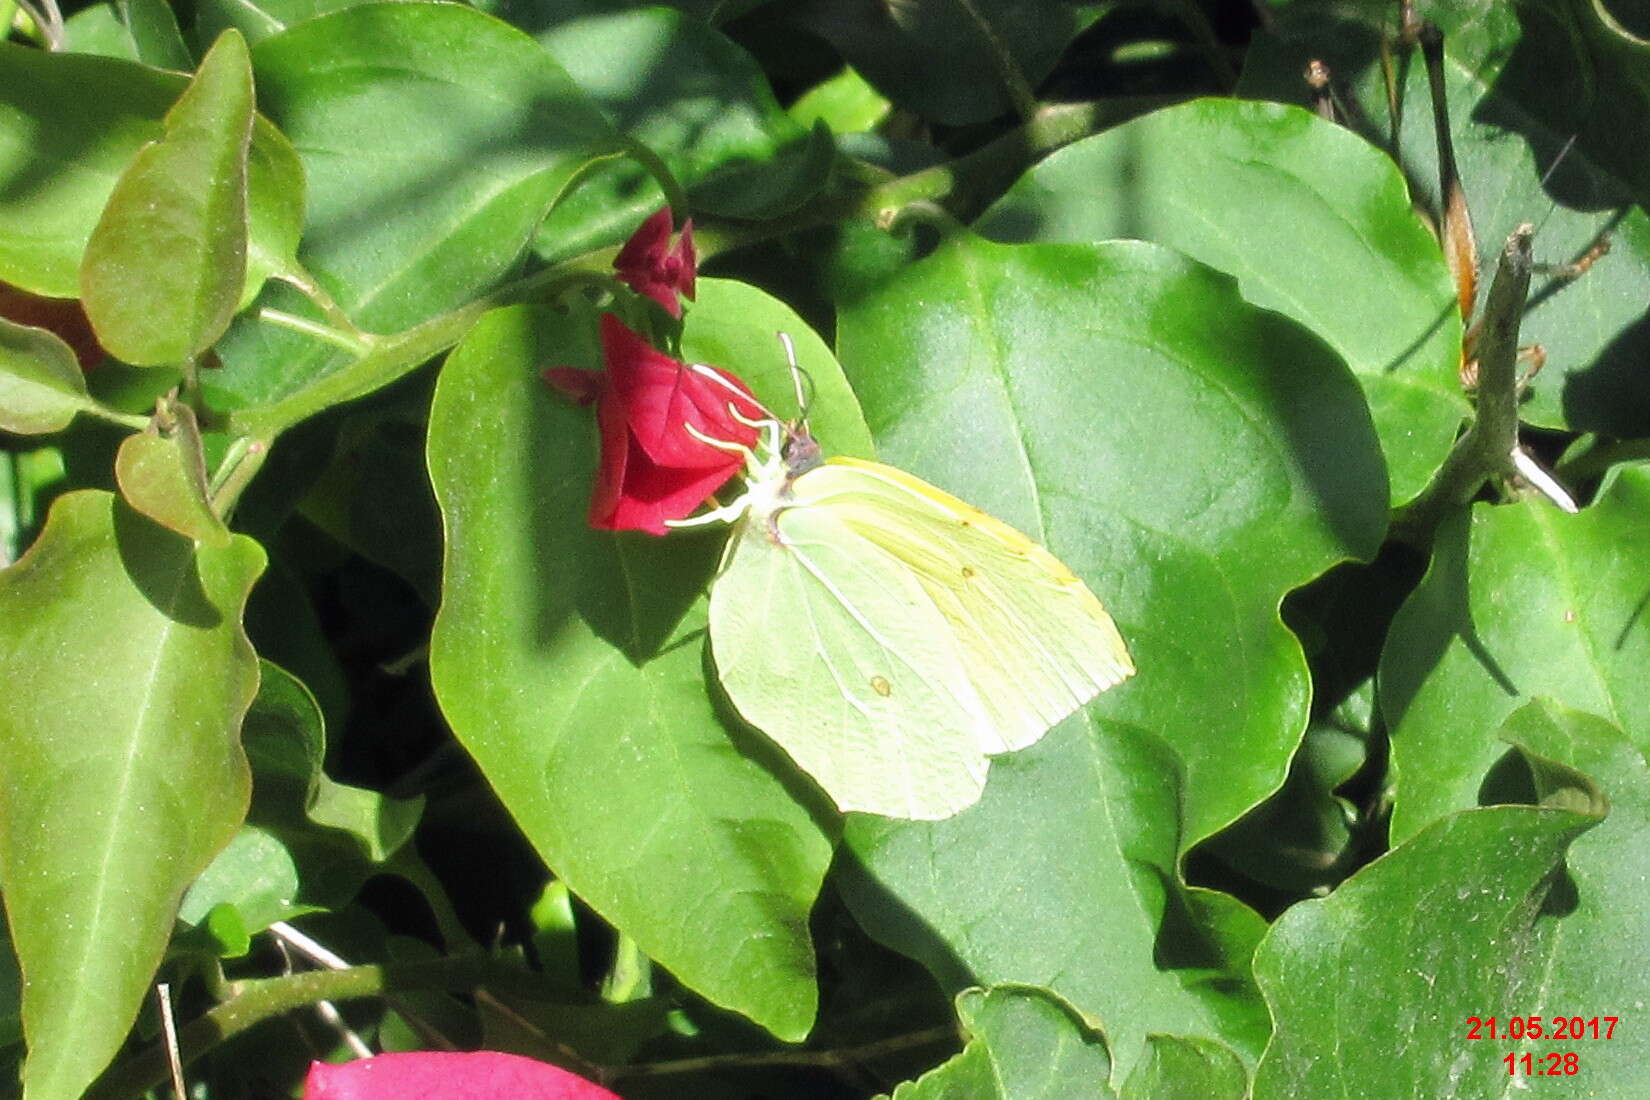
709,433,1134,820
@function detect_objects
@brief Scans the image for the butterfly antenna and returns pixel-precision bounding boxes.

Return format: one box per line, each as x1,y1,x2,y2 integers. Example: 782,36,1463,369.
1532,132,1579,238
776,332,815,430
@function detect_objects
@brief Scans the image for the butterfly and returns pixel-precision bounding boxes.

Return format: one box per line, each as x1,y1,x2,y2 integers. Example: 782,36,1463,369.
682,359,1134,820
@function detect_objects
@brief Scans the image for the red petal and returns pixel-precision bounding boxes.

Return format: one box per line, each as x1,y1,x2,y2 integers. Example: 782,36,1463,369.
613,207,673,277
593,436,743,535
303,1052,624,1100
599,315,766,469
587,385,631,528
669,220,696,302
542,366,604,405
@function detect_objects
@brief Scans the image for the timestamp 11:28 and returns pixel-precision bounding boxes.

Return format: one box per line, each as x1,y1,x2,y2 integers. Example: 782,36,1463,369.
1505,1052,1579,1077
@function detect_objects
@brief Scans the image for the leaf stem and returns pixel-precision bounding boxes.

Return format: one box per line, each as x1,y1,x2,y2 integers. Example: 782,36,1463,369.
207,434,269,518
278,265,367,338
257,307,374,355
82,403,154,432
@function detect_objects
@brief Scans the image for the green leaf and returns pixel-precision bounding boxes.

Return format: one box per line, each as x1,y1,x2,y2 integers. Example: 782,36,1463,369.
1120,1034,1248,1100
80,30,256,366
427,293,859,1041
795,0,1108,125
533,6,806,258
835,234,1385,1079
0,44,302,303
1486,699,1650,1087
0,318,94,434
882,986,1115,1099
211,3,619,413
114,402,232,546
1252,797,1617,1097
1241,0,1650,437
978,98,1467,505
1380,469,1650,841
118,0,193,69
0,490,263,1100
183,661,422,934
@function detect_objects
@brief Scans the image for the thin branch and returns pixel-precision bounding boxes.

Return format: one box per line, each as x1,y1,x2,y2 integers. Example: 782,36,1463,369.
156,984,186,1100
610,1025,957,1082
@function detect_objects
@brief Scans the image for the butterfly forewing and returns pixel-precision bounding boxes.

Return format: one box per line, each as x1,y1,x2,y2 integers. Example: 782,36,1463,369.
707,452,1134,821
710,500,993,820
795,459,1134,752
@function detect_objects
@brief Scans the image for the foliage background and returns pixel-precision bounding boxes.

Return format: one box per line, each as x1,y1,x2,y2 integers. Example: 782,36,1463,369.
2,0,1648,1097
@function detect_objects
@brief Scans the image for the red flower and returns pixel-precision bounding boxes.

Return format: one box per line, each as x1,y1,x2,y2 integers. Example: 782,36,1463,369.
544,314,766,535
613,207,695,317
304,1051,623,1100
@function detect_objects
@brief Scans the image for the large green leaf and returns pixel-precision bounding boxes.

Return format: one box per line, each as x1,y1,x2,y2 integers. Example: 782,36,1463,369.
794,0,1108,125
977,98,1467,505
1253,706,1645,1100
211,2,620,412
836,235,1385,1080
1380,469,1650,840
533,6,808,259
0,42,303,305
81,31,256,366
1120,1034,1248,1099
1242,0,1650,437
881,986,1115,1099
0,490,263,1100
426,282,868,1040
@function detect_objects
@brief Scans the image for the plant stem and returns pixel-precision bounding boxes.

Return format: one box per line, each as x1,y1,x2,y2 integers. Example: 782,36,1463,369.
278,266,368,338
1392,225,1533,542
85,958,556,1100
610,1025,957,1081
601,932,651,1002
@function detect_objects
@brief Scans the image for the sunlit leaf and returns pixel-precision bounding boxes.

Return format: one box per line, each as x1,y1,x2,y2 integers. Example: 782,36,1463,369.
0,490,263,1100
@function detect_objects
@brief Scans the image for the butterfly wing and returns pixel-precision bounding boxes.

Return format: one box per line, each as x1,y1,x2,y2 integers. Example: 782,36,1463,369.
709,457,1133,821
801,458,1134,754
710,491,995,820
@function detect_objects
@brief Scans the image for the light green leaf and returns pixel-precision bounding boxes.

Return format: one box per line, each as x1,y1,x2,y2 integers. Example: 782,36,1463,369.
114,402,232,546
81,30,255,366
118,0,193,69
427,294,859,1040
1120,1034,1248,1100
789,65,892,133
0,318,94,434
883,986,1115,1099
978,98,1467,505
836,234,1383,1079
1242,0,1650,437
0,42,303,301
1380,469,1650,841
1251,790,1625,1097
0,490,263,1100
